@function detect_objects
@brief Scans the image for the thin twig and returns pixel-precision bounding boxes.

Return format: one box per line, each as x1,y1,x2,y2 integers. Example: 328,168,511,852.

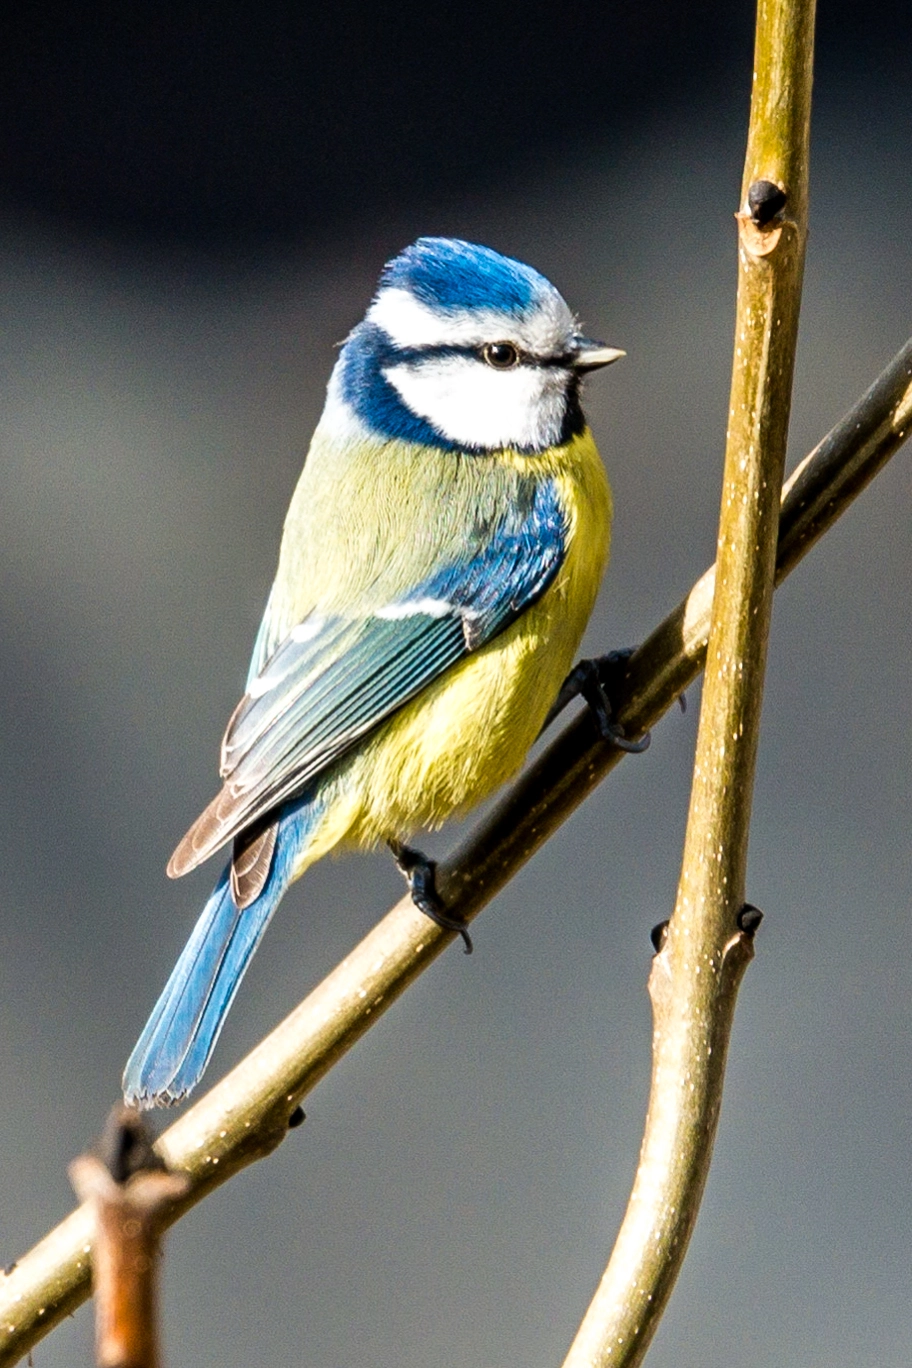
69,1109,189,1368
562,1,817,1363
2,335,910,1368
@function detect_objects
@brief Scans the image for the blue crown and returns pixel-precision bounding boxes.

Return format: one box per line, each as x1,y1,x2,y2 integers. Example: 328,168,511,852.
378,237,552,317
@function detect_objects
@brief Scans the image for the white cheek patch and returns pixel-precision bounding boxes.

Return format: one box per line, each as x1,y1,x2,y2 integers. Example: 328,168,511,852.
368,286,576,357
383,354,569,451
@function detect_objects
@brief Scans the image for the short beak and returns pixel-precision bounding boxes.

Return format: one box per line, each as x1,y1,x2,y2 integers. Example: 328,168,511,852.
572,337,626,372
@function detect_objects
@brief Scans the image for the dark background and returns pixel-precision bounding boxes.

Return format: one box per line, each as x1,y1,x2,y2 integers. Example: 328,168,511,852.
1,5,911,1366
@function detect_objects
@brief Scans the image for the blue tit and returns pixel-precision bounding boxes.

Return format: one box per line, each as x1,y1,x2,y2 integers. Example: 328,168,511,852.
123,236,624,1108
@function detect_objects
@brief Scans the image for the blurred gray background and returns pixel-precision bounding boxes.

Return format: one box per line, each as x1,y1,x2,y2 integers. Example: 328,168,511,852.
1,5,911,1365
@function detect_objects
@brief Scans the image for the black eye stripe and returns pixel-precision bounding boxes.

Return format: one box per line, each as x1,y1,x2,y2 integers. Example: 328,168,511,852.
387,341,573,369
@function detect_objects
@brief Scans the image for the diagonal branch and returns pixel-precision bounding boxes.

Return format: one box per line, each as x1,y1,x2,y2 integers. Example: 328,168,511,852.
2,334,911,1367
562,0,817,1362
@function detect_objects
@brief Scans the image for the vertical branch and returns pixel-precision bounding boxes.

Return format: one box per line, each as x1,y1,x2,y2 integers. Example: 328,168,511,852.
70,1109,189,1368
562,2,816,1365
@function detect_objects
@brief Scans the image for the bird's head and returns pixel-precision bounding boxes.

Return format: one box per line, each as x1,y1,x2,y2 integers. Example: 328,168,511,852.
329,237,623,454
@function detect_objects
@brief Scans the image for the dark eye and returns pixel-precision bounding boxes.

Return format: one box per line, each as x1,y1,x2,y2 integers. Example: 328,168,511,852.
481,341,520,369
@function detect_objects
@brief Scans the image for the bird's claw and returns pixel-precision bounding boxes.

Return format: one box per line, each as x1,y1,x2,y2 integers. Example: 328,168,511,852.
546,651,650,753
389,841,473,953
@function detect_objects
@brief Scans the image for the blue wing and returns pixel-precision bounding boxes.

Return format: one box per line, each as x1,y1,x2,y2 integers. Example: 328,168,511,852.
168,477,567,876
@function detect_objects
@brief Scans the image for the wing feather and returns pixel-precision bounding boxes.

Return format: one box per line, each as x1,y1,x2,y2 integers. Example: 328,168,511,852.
169,478,567,878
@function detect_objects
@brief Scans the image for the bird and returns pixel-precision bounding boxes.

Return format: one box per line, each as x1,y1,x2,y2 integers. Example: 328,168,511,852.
123,236,626,1108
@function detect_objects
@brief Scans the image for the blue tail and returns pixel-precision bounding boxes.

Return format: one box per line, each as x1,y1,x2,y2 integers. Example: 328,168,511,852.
123,797,320,1107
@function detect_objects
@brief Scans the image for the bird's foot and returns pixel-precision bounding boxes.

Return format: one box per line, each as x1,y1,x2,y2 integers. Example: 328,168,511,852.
543,649,650,753
388,841,473,954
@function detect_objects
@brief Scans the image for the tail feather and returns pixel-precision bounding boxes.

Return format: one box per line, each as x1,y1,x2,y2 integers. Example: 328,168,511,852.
123,798,317,1108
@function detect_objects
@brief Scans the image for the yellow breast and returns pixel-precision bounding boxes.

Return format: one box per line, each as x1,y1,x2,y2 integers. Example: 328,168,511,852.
310,428,613,853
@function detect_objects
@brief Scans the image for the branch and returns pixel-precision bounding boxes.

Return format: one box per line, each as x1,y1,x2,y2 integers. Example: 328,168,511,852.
562,0,816,1363
69,1108,189,1368
2,337,911,1366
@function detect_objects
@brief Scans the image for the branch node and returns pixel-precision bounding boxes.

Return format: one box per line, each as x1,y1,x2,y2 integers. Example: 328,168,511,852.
737,903,764,936
747,178,788,225
650,921,670,954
